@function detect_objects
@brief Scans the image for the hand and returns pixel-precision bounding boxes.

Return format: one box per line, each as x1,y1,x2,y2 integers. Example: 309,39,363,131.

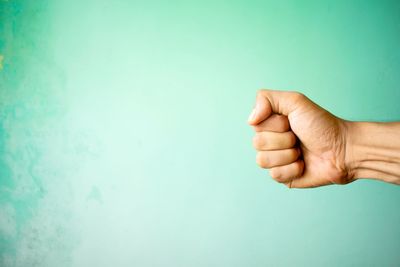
248,89,354,188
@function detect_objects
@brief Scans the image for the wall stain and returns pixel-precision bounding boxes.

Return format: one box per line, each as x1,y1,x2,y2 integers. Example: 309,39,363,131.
86,186,103,205
0,54,4,70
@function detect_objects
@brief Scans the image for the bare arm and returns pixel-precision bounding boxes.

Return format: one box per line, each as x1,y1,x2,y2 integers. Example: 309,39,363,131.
346,121,400,185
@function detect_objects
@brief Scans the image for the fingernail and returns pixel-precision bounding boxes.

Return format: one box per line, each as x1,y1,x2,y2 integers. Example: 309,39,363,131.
248,108,257,122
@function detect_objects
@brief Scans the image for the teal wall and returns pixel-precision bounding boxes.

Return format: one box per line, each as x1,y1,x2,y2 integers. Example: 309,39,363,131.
1,1,400,266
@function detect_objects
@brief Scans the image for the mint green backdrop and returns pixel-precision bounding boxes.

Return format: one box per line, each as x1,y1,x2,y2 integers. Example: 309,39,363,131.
1,1,399,266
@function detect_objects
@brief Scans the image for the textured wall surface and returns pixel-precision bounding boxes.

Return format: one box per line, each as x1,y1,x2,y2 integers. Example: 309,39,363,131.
1,1,400,266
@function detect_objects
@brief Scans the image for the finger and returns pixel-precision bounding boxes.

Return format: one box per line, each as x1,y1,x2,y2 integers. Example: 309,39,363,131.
253,131,297,151
256,148,300,168
285,177,320,188
285,173,334,188
254,114,290,133
248,89,310,125
248,92,271,125
269,160,304,183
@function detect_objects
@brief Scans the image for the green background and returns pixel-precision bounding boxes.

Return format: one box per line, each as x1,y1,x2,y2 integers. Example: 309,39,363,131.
1,0,400,266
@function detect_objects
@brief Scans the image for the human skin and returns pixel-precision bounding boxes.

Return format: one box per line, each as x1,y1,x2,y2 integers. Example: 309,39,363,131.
248,89,400,188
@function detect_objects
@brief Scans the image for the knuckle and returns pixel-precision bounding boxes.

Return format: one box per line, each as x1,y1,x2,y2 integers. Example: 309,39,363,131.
270,168,284,182
291,148,300,159
256,152,270,168
253,125,262,132
256,153,265,168
291,91,305,100
291,91,307,105
252,134,264,149
287,132,297,146
293,160,304,174
257,89,267,96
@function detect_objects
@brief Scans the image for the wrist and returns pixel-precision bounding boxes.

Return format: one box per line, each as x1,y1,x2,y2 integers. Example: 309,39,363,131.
344,121,366,180
344,121,400,184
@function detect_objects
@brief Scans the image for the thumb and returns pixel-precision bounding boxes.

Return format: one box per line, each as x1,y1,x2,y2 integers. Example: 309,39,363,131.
248,89,306,125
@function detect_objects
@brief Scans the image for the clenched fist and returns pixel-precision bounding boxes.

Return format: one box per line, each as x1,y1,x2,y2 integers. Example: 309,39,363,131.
248,90,351,188
248,89,400,188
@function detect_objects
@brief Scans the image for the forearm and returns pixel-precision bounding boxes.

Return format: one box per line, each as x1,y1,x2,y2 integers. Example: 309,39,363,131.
345,121,400,185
